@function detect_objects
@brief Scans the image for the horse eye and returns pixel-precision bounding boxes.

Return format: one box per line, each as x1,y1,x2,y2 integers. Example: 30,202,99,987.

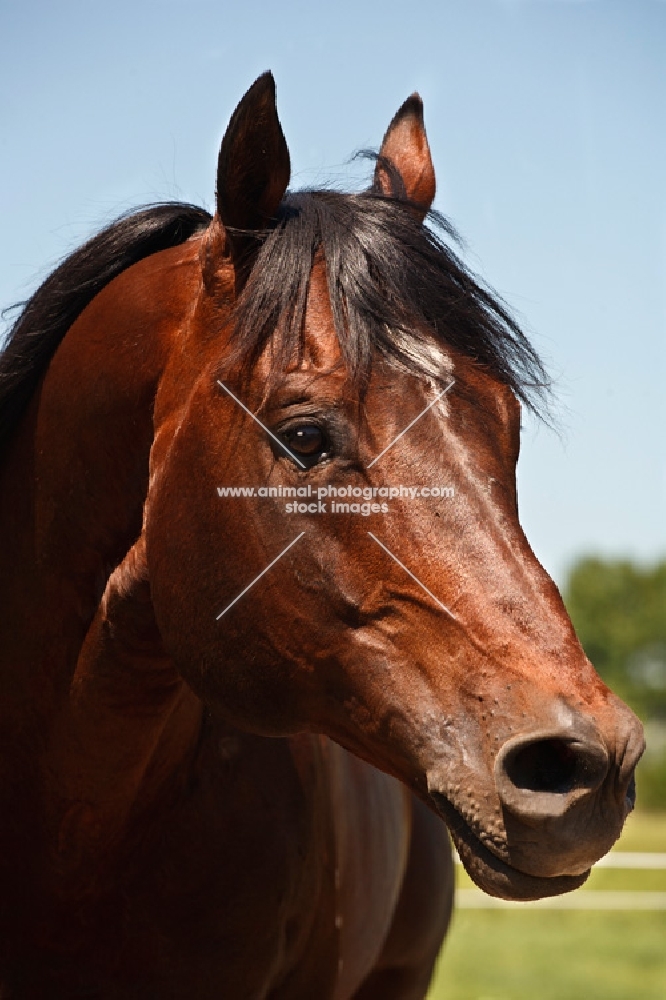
282,424,328,459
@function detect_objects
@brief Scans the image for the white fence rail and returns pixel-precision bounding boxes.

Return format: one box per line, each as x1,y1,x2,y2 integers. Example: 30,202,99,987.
593,852,666,868
455,853,666,910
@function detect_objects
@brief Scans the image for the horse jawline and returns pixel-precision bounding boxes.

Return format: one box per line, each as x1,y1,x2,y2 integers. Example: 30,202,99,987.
429,791,590,902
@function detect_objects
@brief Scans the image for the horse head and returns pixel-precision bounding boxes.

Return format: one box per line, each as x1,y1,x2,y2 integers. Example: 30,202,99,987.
145,73,644,901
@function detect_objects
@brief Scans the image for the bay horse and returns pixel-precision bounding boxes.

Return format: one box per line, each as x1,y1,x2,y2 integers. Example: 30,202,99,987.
0,73,644,999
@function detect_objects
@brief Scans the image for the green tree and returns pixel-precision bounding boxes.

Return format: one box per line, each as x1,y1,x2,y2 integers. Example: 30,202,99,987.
563,557,666,721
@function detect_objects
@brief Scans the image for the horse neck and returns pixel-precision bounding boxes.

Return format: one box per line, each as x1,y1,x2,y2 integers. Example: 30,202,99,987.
0,237,206,859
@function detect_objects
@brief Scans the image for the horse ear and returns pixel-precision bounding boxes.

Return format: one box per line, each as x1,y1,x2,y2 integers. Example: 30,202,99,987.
374,94,436,221
216,72,291,252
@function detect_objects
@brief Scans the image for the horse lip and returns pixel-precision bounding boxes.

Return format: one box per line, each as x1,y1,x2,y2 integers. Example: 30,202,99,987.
428,789,590,901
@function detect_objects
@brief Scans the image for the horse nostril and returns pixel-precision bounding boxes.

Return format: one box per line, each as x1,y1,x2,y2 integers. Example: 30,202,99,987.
496,730,610,816
505,738,581,794
625,774,636,811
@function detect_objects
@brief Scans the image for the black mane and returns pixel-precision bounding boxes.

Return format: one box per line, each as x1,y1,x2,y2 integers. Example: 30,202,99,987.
0,203,211,459
0,187,548,462
230,189,549,413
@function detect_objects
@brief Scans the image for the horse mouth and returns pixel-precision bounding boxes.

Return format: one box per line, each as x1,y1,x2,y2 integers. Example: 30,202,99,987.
429,791,590,901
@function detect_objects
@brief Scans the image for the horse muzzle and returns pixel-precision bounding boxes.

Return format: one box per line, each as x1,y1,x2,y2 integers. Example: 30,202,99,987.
427,699,645,898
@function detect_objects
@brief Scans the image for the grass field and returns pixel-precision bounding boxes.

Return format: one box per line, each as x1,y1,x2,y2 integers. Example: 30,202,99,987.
427,811,666,1000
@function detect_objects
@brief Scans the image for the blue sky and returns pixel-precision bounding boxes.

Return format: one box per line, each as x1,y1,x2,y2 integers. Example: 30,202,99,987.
1,0,664,584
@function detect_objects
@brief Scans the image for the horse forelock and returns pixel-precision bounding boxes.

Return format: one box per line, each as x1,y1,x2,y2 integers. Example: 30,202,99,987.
224,188,551,417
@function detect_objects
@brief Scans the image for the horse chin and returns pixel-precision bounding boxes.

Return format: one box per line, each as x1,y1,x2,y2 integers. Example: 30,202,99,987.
429,791,590,902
